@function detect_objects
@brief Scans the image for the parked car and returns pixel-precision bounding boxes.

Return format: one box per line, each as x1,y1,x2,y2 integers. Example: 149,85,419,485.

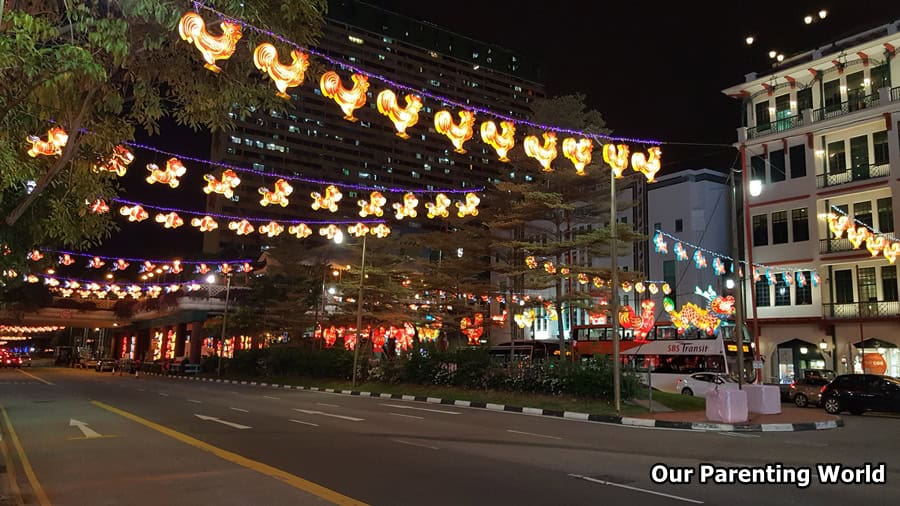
17,354,32,367
821,374,900,415
789,376,832,407
676,372,740,397
1,352,22,368
96,358,117,372
82,357,101,369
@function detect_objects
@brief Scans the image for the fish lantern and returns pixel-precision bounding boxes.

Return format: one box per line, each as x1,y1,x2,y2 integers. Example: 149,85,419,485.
90,199,110,214
348,223,370,237
203,169,241,199
170,260,183,274
228,219,255,236
392,193,418,219
525,256,538,269
543,261,556,274
621,281,633,292
635,282,646,293
648,283,659,295
140,261,156,273
480,120,515,162
631,147,662,182
259,178,293,207
87,256,105,269
319,224,341,240
603,143,630,178
259,221,284,237
577,273,589,285
27,249,43,261
119,205,149,222
311,185,342,212
59,254,75,266
425,193,451,218
455,192,480,218
288,223,312,239
434,110,475,153
146,158,187,188
93,145,134,176
195,263,211,275
358,191,386,218
562,137,593,175
377,90,423,139
252,43,309,99
26,127,68,157
370,224,391,238
523,132,558,172
320,71,369,121
178,12,243,73
219,263,234,274
190,216,219,232
662,283,672,295
154,212,184,229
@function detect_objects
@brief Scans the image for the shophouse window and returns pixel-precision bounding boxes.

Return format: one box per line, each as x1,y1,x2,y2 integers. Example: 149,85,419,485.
750,155,766,183
823,79,842,111
775,277,791,306
877,197,893,233
755,280,771,307
833,270,854,304
883,266,898,302
755,101,770,131
874,131,889,166
797,88,813,112
664,260,676,307
772,211,788,244
769,149,786,182
752,214,768,246
675,219,683,232
796,271,812,305
791,208,809,242
854,201,873,228
857,267,877,302
789,144,806,178
827,140,846,174
849,135,869,177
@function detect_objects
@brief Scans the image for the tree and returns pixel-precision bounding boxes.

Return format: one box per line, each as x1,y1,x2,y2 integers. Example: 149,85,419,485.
0,0,326,274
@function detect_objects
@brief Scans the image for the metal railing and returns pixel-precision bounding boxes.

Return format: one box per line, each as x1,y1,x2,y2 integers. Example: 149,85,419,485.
815,163,890,188
747,114,802,139
819,238,853,254
892,85,900,102
823,301,900,319
813,93,880,122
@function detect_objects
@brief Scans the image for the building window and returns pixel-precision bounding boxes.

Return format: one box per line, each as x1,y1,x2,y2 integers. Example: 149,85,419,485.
675,219,683,232
754,101,770,131
874,131,889,166
750,155,766,183
797,87,813,111
752,214,768,246
789,144,806,178
827,140,846,174
858,267,877,302
853,201,873,228
883,266,898,302
774,277,791,306
849,135,869,176
877,197,893,233
791,208,809,242
755,280,771,307
654,222,661,231
772,211,788,244
347,35,364,45
769,149,786,182
823,79,842,111
834,269,854,304
796,271,812,305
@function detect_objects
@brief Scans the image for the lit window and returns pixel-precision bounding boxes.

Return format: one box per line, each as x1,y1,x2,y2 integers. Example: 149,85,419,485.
411,171,421,179
255,140,264,149
359,172,370,179
429,79,441,87
230,136,241,144
348,35,364,45
252,163,265,170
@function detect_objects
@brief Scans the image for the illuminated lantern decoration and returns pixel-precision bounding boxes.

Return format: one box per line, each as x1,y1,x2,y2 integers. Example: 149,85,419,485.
523,132,558,172
765,269,774,286
425,193,451,219
713,257,726,275
603,143,630,178
288,223,312,239
577,273,589,285
662,283,672,295
93,145,134,176
26,127,68,157
648,283,659,295
460,313,484,345
154,212,184,229
252,43,309,99
865,235,886,257
618,305,637,329
635,282,646,293
674,242,688,261
826,213,853,239
377,90,423,139
636,300,657,340
258,221,284,237
203,169,241,199
796,271,807,288
112,259,129,271
562,137,593,175
525,256,538,269
170,260,183,274
392,193,418,219
140,261,156,273
228,219,255,235
319,224,341,240
190,216,219,232
752,267,761,282
653,231,668,254
847,226,870,249
195,263,211,275
119,205,149,222
370,224,391,238
348,223,370,237
884,242,900,264
90,199,110,214
59,254,75,266
480,120,515,162
621,281,633,292
27,250,43,261
434,110,476,153
543,261,556,274
455,192,480,218
593,276,603,288
319,71,369,121
311,185,342,212
259,178,293,207
631,146,662,182
514,310,536,328
710,295,735,316
177,12,243,73
87,256,105,269
560,267,570,276
358,191,386,218
236,262,253,273
146,158,187,188
693,250,707,269
219,263,234,274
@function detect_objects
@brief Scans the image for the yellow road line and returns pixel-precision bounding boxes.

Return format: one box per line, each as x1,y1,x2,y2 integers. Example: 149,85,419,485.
91,400,368,506
17,370,54,385
1,430,26,506
0,406,51,506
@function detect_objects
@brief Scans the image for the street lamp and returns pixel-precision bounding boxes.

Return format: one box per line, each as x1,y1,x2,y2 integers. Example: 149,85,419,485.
729,168,749,389
748,179,763,197
207,272,232,376
350,233,367,387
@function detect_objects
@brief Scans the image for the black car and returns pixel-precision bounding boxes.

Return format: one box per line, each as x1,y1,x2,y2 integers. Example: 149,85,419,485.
821,374,900,415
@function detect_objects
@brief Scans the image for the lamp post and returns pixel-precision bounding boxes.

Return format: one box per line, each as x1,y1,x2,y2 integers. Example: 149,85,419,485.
350,233,367,388
610,166,621,413
207,273,232,377
730,167,763,388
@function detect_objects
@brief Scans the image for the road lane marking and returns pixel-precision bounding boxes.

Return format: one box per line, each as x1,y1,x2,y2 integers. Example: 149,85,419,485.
138,388,146,392
91,401,366,505
263,396,280,400
0,420,25,506
379,403,460,415
194,414,252,430
229,407,249,413
188,399,203,404
506,429,562,440
1,406,51,506
389,413,424,420
17,369,53,385
289,419,319,427
718,432,759,438
316,402,340,408
569,474,703,504
159,392,170,397
293,409,364,422
69,419,105,439
392,439,439,450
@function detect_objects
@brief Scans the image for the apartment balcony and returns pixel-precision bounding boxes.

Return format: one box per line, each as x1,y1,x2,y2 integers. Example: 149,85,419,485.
747,114,802,140
815,163,890,189
812,92,881,122
823,300,900,319
819,237,854,254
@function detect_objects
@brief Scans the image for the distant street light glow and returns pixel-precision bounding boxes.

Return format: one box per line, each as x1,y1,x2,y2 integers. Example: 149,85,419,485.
206,274,216,284
768,50,777,59
333,230,344,244
819,9,827,19
749,179,763,197
745,36,754,45
776,54,785,62
804,15,813,24
726,279,735,290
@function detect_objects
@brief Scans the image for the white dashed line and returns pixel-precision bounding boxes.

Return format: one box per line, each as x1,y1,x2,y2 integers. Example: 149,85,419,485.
289,419,319,427
380,403,460,415
390,412,424,420
392,439,439,450
159,392,169,397
569,474,703,504
263,395,280,400
506,429,562,440
187,399,203,404
316,402,340,408
229,407,249,413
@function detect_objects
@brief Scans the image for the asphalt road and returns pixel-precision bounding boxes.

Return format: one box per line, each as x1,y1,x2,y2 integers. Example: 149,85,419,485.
1,367,897,506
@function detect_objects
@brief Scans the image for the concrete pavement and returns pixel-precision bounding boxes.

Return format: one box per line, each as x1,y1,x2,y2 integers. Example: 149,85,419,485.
1,367,898,505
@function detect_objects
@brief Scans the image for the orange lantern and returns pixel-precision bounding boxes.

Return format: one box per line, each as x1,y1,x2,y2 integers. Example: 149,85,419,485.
862,353,887,375
631,147,662,182
311,185,342,212
90,199,109,214
434,110,475,153
93,145,134,176
884,242,900,264
523,132,558,172
203,169,241,199
603,143,630,178
847,226,870,249
392,193,418,219
562,137,593,175
119,205,149,222
358,191,386,218
425,193,451,219
525,256,538,269
27,250,43,261
259,221,284,237
26,126,68,157
319,224,341,240
228,219,255,235
455,192,480,218
252,43,309,99
376,90,423,139
190,216,219,232
866,235,887,257
178,12,243,73
319,71,369,122
480,120,515,162
154,212,184,229
259,178,293,207
348,223,370,237
370,224,391,238
826,214,852,239
288,223,312,239
146,158,187,188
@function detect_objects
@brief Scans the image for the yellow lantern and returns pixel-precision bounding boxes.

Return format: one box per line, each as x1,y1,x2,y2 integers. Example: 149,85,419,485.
562,137,593,175
371,224,391,238
259,179,293,207
631,147,662,182
145,158,187,188
455,192,480,218
480,120,515,162
434,110,475,153
311,185,343,212
178,12,243,73
523,132,558,172
288,223,312,239
190,216,219,232
154,212,184,229
603,143,630,178
393,193,419,219
425,193,451,218
377,90,423,139
348,223,370,237
228,219,255,236
252,43,309,99
358,191,386,217
259,221,284,237
26,126,68,157
320,71,370,122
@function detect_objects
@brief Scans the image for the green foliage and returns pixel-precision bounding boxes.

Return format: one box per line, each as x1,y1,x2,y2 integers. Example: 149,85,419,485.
229,344,354,379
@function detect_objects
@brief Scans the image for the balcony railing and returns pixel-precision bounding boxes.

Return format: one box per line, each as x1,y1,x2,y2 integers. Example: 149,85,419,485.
813,93,880,122
815,163,890,188
748,114,802,139
819,237,854,254
823,301,900,319
892,86,900,102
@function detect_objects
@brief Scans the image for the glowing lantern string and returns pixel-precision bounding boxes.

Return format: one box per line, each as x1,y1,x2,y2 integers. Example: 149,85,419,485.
228,219,255,235
311,185,342,212
371,223,391,238
252,42,309,99
319,224,341,240
26,127,68,157
358,191,386,218
191,216,219,232
523,132,558,172
258,221,284,237
27,250,43,261
393,193,418,219
288,223,312,238
631,146,662,182
455,193,480,218
480,120,515,162
562,137,593,175
674,242,688,261
93,145,134,176
320,71,369,122
119,205,149,222
348,223,369,237
155,212,184,229
425,194,451,219
145,158,187,188
376,90,423,139
653,231,668,253
259,178,293,207
203,169,241,199
434,110,475,154
603,144,629,178
91,199,110,214
178,12,242,73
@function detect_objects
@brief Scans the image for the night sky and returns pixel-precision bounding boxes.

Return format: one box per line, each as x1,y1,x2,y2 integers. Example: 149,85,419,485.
98,1,900,258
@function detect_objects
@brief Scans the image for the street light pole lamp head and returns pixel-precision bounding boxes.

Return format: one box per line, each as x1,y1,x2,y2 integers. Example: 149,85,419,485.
745,36,754,46
333,229,344,244
726,278,736,290
819,339,828,351
819,9,827,19
749,179,763,197
205,274,216,284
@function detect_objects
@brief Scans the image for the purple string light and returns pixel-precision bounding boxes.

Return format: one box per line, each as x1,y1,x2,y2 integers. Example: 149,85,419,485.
39,273,205,289
41,249,254,265
190,2,661,146
111,197,386,225
123,141,482,194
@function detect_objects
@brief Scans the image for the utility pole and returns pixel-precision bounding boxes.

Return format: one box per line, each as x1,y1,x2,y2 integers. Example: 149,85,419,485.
218,273,232,377
730,170,746,389
351,234,368,387
610,169,621,414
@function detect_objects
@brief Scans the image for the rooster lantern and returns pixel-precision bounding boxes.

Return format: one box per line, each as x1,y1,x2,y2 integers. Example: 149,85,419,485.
523,132,558,172
119,205,149,222
377,90,423,139
26,127,68,157
631,147,662,182
259,178,293,207
146,158,187,188
392,193,418,219
190,216,219,232
320,71,369,122
252,43,309,99
603,143,630,178
288,223,313,239
562,137,593,175
178,12,243,73
311,185,342,212
93,145,134,176
358,191,386,218
480,120,515,162
203,169,241,199
434,110,475,154
425,193,451,219
455,192,480,218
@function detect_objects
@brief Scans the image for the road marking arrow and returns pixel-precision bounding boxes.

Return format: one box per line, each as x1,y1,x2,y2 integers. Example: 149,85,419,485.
194,414,252,430
292,409,364,422
69,419,103,439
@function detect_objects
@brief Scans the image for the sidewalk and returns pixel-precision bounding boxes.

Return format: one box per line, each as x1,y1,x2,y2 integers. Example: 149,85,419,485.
631,406,843,431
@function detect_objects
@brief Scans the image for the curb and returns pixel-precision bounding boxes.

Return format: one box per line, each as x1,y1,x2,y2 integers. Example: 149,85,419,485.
141,372,843,432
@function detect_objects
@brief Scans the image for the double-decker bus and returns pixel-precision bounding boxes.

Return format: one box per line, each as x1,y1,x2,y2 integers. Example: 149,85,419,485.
571,322,754,393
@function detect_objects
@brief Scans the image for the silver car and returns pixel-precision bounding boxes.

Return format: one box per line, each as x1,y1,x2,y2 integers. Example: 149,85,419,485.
789,377,831,407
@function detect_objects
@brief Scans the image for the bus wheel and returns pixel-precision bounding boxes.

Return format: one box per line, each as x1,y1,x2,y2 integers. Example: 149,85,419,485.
681,388,693,396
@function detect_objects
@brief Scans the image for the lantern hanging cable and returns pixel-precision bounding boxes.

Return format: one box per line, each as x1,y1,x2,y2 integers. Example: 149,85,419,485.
191,1,659,145
828,204,899,242
109,197,386,225
39,249,254,265
123,141,482,194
